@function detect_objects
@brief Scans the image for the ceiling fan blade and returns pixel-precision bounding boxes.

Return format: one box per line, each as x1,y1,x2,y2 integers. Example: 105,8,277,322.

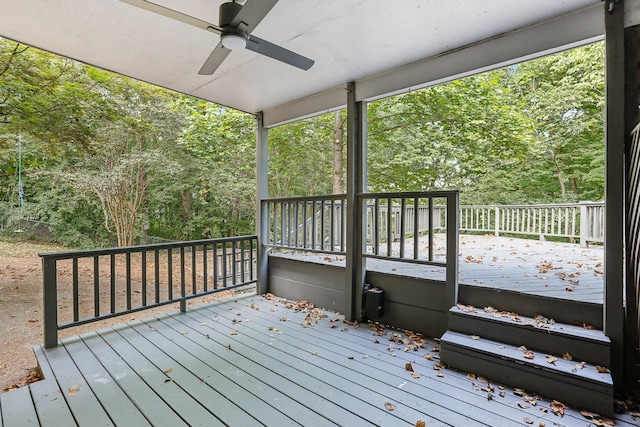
230,0,279,33
246,35,314,70
198,43,231,75
120,0,223,34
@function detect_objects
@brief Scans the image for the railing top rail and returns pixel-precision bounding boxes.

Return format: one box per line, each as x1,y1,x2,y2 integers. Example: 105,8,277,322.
358,190,460,199
262,194,346,203
39,235,258,260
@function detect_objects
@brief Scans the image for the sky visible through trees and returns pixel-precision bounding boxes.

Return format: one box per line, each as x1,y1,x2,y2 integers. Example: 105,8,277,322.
0,38,604,247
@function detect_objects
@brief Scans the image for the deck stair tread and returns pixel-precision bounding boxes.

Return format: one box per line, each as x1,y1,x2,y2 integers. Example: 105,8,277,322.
440,330,614,417
449,304,610,366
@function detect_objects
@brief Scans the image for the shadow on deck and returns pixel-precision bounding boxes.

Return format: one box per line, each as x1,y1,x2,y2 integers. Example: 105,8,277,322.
0,294,635,426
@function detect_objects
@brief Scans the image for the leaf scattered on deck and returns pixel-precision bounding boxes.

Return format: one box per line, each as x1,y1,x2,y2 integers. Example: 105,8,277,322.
384,402,396,411
405,362,414,372
68,385,81,396
550,400,565,417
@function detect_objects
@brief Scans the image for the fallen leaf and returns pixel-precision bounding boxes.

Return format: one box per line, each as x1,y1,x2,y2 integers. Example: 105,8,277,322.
226,344,231,350
562,352,572,360
524,417,533,425
477,376,488,383
596,365,610,374
424,354,434,361
470,335,480,340
163,368,173,373
517,346,528,352
411,372,420,379
575,361,586,369
436,372,444,378
405,362,414,372
467,373,476,380
28,319,38,323
384,402,396,411
524,351,535,360
518,402,530,409
545,355,557,365
230,330,239,335
550,400,565,417
415,421,426,427
580,410,600,420
68,384,81,396
499,391,505,398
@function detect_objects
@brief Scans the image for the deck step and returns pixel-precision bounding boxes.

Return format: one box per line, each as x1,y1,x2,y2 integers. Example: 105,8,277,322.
448,304,610,366
440,330,614,417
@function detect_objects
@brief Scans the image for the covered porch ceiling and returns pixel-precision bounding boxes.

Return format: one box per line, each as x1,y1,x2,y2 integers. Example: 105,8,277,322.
1,0,639,127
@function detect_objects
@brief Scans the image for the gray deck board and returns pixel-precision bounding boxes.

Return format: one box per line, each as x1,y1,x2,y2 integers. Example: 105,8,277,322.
193,300,489,426
29,346,76,427
96,325,221,427
168,309,428,426
39,344,114,426
229,297,558,426
2,293,638,427
127,318,309,426
78,332,186,427
1,385,38,426
61,336,152,426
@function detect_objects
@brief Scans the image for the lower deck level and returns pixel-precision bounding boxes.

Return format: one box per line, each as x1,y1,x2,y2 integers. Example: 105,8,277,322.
1,294,635,426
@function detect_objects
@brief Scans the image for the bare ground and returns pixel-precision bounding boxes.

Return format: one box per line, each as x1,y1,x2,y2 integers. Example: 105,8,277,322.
0,239,242,392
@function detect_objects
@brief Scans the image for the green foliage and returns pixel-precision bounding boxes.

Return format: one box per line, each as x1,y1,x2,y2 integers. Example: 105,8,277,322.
0,36,606,248
367,42,604,204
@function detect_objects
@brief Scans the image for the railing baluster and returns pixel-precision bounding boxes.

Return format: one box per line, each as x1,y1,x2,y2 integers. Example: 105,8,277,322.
192,245,197,294
167,249,173,300
126,253,131,310
203,244,208,292
232,241,238,285
213,242,219,289
240,240,246,282
110,254,116,314
400,198,406,258
180,247,186,313
154,250,160,304
428,197,434,262
94,256,100,316
330,199,336,252
141,251,147,306
387,197,392,256
72,258,79,322
222,243,228,287
414,197,419,260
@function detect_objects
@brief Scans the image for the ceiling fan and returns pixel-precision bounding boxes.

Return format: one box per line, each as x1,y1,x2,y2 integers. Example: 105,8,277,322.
120,0,314,75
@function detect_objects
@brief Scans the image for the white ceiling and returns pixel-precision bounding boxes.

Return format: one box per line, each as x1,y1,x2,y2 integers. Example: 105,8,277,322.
1,0,638,126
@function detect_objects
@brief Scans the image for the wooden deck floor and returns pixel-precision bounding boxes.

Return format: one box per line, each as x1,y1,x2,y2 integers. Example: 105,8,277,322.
298,234,606,304
1,293,635,426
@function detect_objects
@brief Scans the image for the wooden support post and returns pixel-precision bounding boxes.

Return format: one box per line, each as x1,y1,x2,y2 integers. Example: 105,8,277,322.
42,256,58,348
346,81,367,321
445,192,460,308
604,0,626,388
256,112,270,295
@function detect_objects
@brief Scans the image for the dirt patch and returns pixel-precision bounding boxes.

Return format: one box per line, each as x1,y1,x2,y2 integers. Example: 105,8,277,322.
0,239,246,392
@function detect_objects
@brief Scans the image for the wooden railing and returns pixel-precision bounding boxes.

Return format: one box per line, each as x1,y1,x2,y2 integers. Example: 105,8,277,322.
262,194,347,254
41,236,258,348
360,191,458,266
362,202,603,247
458,202,604,246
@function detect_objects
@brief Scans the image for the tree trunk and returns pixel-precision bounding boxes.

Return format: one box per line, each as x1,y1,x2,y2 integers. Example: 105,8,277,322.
552,153,566,198
332,110,344,194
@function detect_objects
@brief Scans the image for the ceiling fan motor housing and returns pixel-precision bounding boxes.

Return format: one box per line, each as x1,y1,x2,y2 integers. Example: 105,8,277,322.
220,1,243,29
